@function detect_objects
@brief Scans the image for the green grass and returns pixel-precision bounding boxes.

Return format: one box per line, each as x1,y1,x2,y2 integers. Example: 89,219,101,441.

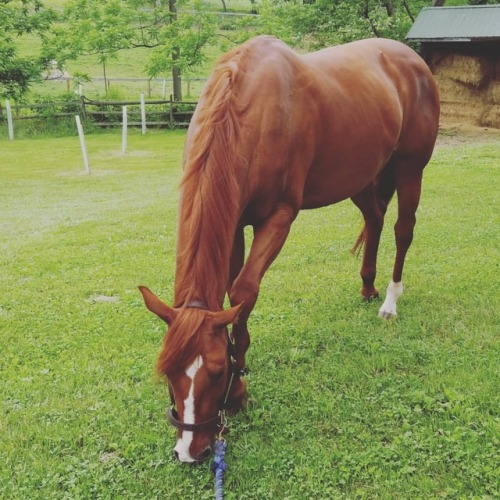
0,131,498,498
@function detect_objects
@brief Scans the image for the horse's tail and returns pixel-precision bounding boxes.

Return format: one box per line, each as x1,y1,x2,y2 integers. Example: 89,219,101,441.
351,166,397,255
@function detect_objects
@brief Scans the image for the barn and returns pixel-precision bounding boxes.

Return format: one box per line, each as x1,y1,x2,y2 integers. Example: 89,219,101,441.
406,5,500,129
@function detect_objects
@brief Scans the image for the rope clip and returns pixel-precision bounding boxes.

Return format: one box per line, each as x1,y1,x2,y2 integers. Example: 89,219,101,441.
217,410,228,441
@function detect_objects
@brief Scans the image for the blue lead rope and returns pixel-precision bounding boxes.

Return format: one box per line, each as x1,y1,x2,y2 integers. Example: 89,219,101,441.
211,439,228,500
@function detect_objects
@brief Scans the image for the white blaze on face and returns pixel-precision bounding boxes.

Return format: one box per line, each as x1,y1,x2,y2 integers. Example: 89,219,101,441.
173,355,203,462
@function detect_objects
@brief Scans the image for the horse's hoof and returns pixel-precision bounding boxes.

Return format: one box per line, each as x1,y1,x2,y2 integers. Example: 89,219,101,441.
361,283,379,301
378,309,397,320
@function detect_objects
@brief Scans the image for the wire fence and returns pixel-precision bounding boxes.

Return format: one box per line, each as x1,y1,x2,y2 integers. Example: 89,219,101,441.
0,94,198,138
44,76,208,101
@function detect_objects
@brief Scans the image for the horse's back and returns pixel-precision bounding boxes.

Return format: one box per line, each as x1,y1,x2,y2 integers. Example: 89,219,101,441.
187,36,439,219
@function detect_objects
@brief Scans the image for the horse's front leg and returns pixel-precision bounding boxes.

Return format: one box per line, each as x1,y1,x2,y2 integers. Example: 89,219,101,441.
224,225,248,412
226,205,296,407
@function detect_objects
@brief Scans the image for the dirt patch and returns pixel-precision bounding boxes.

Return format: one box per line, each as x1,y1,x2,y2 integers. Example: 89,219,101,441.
88,295,121,304
436,124,500,149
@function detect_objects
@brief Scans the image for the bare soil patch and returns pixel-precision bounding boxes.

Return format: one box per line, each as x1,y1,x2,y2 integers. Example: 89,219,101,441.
436,124,500,149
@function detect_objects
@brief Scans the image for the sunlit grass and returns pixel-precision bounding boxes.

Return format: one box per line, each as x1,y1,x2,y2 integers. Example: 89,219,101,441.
0,131,498,498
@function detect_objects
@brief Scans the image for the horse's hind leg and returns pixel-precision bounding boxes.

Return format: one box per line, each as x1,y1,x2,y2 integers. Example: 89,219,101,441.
351,185,386,300
351,166,396,300
379,164,424,319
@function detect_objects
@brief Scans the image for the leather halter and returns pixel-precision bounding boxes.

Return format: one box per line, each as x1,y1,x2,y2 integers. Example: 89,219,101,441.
167,407,222,432
166,301,247,433
185,300,209,310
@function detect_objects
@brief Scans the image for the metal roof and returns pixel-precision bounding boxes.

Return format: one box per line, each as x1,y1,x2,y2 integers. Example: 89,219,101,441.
406,6,500,42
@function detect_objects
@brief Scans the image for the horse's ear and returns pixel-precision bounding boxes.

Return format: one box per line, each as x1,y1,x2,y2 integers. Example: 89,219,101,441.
138,286,177,325
211,303,244,329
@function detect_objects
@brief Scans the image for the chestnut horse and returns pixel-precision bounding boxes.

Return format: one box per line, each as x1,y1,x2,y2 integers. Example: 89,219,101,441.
140,36,439,462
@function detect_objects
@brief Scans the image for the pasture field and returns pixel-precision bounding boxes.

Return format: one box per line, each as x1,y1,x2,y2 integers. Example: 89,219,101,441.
0,130,499,498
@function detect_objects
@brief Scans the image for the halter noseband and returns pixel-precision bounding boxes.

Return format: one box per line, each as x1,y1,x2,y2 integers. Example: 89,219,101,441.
166,301,247,434
167,407,223,432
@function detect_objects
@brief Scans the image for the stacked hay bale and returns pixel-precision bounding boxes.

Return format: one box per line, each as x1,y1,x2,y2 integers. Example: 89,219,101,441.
431,51,500,128
482,68,500,128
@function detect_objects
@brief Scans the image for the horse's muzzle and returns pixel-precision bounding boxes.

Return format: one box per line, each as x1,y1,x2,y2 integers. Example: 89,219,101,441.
173,445,213,463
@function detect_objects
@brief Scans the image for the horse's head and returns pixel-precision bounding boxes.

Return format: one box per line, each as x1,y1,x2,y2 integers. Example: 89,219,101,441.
139,286,246,463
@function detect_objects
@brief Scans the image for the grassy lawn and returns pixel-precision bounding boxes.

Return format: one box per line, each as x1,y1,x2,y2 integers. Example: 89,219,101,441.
0,130,498,498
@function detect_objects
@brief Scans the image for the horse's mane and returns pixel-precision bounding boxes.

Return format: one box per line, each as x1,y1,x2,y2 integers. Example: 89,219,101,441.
174,46,246,310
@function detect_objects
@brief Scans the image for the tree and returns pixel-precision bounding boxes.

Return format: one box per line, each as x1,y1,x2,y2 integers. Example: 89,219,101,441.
467,0,500,4
47,0,218,100
0,0,55,100
169,0,182,100
46,0,136,95
144,0,218,100
251,0,451,49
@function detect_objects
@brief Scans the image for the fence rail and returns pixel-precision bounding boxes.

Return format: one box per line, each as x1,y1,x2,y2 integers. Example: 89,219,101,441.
0,95,198,131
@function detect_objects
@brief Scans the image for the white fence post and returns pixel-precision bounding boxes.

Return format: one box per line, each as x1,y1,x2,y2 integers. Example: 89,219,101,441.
75,115,90,175
5,100,14,140
122,106,127,154
140,93,146,135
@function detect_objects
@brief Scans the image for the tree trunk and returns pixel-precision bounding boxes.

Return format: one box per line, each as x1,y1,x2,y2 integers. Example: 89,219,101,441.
172,63,182,102
382,0,394,17
362,0,381,38
169,0,182,101
431,0,446,6
401,0,415,22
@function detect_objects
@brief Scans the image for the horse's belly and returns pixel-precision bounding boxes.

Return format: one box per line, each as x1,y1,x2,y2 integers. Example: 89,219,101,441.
301,142,394,209
301,174,370,208
298,93,402,208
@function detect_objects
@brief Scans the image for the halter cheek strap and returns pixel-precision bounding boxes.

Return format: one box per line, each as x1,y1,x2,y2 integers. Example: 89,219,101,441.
166,325,247,434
